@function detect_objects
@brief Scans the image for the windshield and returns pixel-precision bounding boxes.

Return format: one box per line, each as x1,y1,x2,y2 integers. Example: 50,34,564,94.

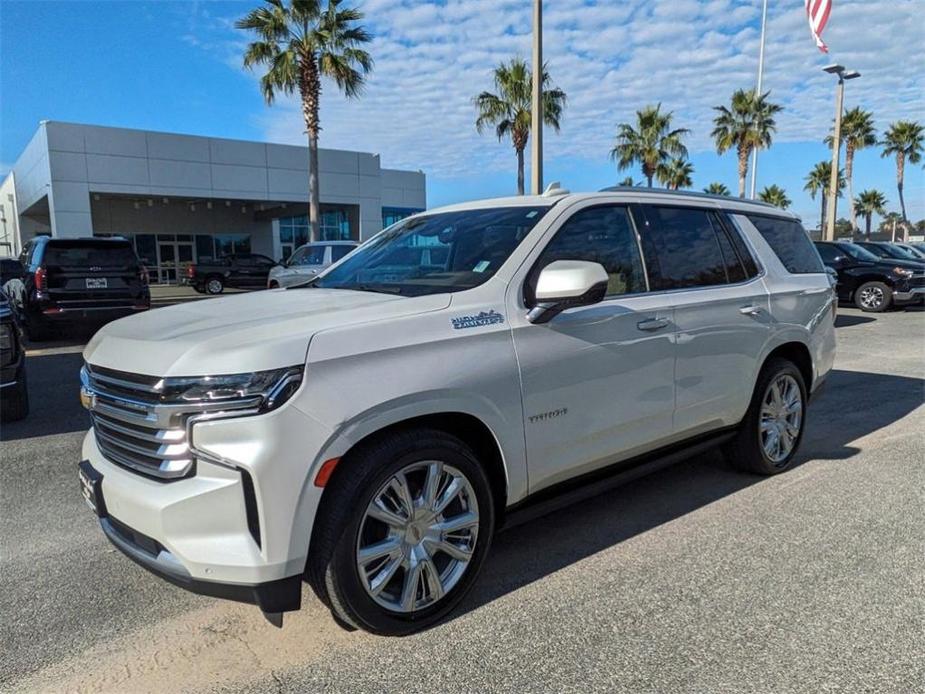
887,244,921,260
312,206,550,296
839,243,880,262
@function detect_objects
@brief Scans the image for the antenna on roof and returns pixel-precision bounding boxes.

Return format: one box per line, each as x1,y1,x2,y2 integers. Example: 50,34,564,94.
542,181,569,197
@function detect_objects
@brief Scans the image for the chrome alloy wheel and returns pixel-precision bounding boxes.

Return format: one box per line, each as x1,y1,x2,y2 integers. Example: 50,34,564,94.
356,461,479,613
206,279,223,294
859,285,884,309
759,374,803,465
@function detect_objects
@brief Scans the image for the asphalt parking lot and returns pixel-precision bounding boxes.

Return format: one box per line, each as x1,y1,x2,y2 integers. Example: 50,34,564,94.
2,305,923,694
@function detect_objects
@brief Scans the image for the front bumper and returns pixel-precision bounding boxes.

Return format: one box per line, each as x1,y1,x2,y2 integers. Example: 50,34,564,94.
98,505,302,615
893,287,925,303
80,398,333,589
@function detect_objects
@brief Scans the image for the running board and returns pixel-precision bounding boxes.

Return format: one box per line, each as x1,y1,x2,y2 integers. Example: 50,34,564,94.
501,429,736,532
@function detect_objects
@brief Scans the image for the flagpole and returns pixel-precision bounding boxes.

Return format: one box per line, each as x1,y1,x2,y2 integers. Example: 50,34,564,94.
749,0,769,199
530,0,543,195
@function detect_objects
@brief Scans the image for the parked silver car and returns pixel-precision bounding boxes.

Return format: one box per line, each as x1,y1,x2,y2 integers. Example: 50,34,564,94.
267,241,358,288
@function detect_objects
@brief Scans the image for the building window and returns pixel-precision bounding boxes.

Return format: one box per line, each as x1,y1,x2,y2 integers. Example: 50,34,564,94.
383,207,423,229
214,233,251,257
320,210,351,241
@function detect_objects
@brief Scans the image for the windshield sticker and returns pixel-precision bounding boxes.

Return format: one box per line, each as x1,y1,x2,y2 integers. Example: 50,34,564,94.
451,310,505,330
473,260,490,273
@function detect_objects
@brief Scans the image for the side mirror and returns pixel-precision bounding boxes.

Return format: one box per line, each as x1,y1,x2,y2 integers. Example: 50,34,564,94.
528,260,609,324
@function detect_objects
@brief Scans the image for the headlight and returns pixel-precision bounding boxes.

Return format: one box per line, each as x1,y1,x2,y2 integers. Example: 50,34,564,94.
892,267,914,278
157,366,303,411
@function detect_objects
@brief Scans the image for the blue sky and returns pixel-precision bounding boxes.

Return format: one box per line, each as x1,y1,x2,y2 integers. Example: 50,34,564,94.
2,0,923,227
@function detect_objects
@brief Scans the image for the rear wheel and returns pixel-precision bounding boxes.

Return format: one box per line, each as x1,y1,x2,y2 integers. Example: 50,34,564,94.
307,429,495,635
724,358,807,475
855,281,891,312
205,277,224,295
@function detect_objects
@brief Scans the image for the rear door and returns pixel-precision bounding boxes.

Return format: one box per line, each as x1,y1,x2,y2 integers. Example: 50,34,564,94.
635,203,771,436
41,241,142,306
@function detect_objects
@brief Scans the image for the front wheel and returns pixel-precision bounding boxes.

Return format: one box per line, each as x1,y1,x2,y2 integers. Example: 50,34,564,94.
307,429,495,635
855,281,892,312
724,358,807,475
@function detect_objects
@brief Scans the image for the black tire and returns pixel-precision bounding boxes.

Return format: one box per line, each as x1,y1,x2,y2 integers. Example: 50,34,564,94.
1,369,29,421
306,428,495,635
724,357,807,476
205,276,224,295
854,281,892,312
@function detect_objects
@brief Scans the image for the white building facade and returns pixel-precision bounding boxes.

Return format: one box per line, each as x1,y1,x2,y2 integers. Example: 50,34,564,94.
2,121,426,282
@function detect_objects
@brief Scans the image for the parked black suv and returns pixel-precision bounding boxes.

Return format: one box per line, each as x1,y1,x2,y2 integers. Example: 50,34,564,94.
815,241,925,312
0,289,28,421
10,237,150,340
184,253,276,294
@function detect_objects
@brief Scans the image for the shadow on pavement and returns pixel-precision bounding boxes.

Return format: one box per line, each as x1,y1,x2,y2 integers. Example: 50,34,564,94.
459,367,924,619
835,313,876,328
1,351,89,441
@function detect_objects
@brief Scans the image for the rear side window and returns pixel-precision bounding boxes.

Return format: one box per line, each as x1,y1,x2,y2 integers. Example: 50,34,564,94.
530,205,647,300
42,242,137,267
814,243,840,264
331,245,354,262
746,215,824,274
640,206,730,290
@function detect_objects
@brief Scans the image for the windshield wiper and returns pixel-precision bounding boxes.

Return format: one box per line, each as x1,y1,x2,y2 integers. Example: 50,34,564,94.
352,284,404,295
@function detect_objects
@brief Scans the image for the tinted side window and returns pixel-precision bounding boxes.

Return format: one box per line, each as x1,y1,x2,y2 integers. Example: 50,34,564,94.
814,243,840,264
715,212,760,279
711,215,747,283
746,215,824,274
530,205,647,301
331,245,353,262
641,206,729,290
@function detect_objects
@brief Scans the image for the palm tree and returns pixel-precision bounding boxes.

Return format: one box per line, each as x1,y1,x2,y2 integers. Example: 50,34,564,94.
610,104,689,188
711,89,783,198
825,107,876,233
853,189,887,238
804,161,845,231
237,0,372,242
703,182,730,196
758,184,791,209
656,158,694,190
617,176,640,187
880,120,924,222
474,58,566,195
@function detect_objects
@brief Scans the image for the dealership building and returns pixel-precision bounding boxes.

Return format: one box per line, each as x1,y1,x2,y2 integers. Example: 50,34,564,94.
0,121,426,283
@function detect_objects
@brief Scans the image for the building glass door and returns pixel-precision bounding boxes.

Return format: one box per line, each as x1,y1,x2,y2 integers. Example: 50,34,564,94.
156,235,195,284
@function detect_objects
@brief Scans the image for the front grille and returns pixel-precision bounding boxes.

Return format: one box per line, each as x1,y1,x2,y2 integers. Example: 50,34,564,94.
910,274,925,288
83,365,194,480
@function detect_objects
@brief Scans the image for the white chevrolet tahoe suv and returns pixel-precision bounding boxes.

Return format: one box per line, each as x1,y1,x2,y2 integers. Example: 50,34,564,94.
78,187,836,634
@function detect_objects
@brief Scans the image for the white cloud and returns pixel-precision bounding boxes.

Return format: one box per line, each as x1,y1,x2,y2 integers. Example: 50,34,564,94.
196,0,924,191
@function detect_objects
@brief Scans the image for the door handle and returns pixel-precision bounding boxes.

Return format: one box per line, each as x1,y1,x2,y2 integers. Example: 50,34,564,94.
739,305,762,316
637,317,669,332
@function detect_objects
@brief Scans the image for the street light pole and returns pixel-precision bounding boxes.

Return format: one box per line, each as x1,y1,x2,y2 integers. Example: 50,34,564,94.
823,65,860,241
530,0,543,195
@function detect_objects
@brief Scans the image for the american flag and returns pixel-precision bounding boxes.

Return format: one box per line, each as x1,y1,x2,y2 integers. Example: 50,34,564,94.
805,0,832,53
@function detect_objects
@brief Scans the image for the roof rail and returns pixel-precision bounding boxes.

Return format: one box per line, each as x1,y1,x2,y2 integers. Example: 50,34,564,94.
597,186,780,209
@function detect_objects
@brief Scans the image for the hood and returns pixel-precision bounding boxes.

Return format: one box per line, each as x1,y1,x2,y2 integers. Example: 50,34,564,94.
868,257,925,271
83,288,450,376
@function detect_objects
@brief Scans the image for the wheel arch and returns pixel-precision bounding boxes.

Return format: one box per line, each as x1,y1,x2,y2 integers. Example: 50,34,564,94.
322,411,509,523
761,341,813,393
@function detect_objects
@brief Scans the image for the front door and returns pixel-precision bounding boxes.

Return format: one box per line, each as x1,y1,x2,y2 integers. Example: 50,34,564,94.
509,202,677,493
